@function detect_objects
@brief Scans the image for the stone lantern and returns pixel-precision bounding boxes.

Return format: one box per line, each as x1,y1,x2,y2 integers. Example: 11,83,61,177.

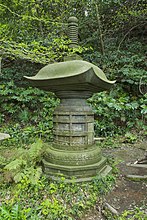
24,17,115,181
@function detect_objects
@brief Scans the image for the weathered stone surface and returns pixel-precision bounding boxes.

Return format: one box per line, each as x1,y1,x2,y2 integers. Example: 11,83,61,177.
43,156,112,182
24,60,115,96
53,99,94,148
0,133,10,141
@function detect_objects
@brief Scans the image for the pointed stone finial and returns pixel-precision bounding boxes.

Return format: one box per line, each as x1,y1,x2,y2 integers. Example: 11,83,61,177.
68,17,78,48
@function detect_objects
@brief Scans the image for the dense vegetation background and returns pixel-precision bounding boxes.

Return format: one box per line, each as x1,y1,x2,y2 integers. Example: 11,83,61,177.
0,0,147,142
0,1,147,219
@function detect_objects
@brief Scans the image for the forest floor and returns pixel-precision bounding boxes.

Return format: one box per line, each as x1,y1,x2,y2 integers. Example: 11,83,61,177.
0,136,146,219
82,140,147,220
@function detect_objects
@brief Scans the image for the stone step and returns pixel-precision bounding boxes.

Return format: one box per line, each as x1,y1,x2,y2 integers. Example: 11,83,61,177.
0,133,10,141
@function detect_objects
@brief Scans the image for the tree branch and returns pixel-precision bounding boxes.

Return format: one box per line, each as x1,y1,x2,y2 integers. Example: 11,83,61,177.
117,22,147,51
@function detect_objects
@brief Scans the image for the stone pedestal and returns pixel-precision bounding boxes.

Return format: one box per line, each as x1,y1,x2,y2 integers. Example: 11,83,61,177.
43,97,112,181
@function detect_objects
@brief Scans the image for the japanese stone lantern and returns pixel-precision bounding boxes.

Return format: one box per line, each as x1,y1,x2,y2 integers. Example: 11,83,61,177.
24,17,115,181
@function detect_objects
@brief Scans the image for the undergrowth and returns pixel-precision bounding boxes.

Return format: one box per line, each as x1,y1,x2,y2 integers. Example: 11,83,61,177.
104,205,147,220
0,138,116,219
0,172,115,220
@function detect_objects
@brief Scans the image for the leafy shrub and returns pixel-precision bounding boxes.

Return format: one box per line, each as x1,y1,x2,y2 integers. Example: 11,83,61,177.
0,81,58,144
3,139,44,184
84,39,146,96
88,88,147,136
123,132,137,144
0,59,43,86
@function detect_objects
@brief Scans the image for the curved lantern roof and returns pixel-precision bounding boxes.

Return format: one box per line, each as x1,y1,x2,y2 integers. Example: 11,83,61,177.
24,60,115,95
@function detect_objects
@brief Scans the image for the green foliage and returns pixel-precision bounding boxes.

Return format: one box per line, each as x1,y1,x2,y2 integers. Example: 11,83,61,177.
0,174,115,220
41,198,67,219
0,81,58,144
0,0,66,62
3,139,43,184
0,0,89,63
119,206,147,220
109,0,147,35
84,39,146,92
0,155,7,174
0,37,86,64
0,203,25,220
124,132,137,144
104,205,147,220
88,89,147,136
1,0,146,63
0,203,40,220
0,59,43,85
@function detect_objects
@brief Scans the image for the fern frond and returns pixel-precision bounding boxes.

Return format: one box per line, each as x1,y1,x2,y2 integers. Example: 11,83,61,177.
25,166,42,184
4,158,26,171
0,205,11,219
11,203,19,219
14,172,24,183
28,139,43,160
0,155,6,165
33,167,42,184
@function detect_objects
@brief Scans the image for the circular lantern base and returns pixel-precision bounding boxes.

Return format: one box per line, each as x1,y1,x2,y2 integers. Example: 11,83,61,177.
43,151,112,182
42,97,112,182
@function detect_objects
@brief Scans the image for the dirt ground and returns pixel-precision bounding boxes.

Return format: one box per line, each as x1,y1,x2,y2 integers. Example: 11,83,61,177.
81,141,147,220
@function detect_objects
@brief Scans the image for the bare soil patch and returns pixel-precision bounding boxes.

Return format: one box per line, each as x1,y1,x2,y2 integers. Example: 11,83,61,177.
81,141,147,220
